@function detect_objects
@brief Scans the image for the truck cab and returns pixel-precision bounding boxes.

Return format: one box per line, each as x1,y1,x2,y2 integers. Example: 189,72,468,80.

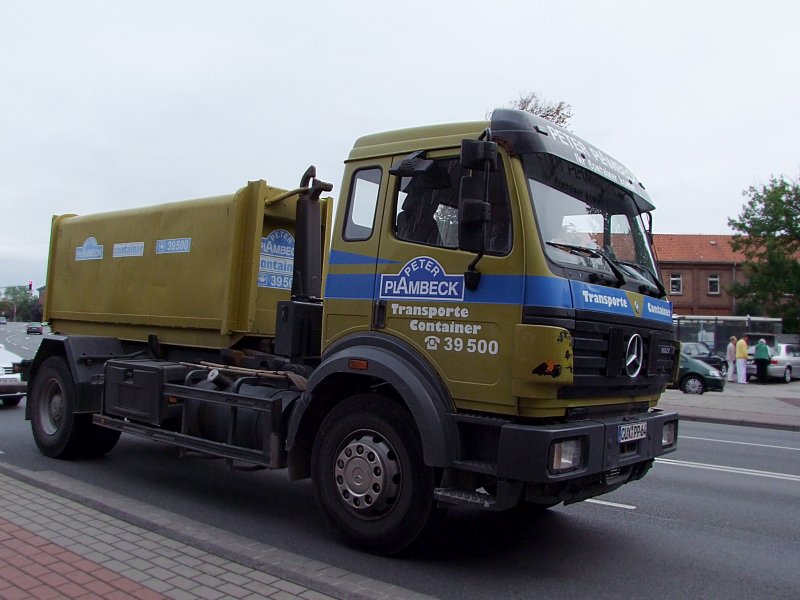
289,110,678,551
322,109,676,416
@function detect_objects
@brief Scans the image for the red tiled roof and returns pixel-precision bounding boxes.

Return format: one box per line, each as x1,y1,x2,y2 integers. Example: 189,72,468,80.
653,234,747,263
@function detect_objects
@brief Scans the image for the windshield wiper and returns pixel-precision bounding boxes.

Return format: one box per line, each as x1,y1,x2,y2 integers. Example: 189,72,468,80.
546,242,626,287
616,260,666,298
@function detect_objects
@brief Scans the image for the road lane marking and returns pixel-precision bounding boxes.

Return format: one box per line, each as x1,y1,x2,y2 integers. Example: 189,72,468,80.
585,499,636,510
656,457,800,482
680,435,800,452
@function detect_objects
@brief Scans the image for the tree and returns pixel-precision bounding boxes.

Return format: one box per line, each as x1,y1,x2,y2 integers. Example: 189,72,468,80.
506,91,573,127
0,286,40,322
728,175,800,332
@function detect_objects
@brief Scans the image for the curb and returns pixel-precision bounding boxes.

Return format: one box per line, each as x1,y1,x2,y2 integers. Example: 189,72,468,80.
675,413,800,432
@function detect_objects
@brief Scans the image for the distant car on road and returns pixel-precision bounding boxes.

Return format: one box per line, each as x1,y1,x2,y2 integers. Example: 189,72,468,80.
670,353,726,394
26,323,43,335
0,344,26,407
746,342,800,383
0,316,6,325
680,341,728,377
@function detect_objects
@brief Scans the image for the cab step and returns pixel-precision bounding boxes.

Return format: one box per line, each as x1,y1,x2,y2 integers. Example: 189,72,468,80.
434,487,498,509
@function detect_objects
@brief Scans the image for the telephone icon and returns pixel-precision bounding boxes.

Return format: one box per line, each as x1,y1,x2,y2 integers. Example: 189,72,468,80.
425,335,440,351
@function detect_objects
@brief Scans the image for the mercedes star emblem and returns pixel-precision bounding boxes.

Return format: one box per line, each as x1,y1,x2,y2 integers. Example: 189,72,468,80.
625,333,644,378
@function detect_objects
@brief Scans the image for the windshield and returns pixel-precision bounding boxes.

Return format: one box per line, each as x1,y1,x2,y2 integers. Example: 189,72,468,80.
523,153,660,291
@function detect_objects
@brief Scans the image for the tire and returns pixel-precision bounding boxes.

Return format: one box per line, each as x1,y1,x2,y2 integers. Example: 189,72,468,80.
83,425,121,457
30,357,87,458
311,393,435,555
783,367,792,384
30,357,120,458
681,375,705,395
1,397,22,407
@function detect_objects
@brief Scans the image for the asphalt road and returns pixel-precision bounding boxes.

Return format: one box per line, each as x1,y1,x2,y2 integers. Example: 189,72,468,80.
0,320,46,359
1,365,799,599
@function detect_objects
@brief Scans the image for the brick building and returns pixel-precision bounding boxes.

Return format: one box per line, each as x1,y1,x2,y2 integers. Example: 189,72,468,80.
653,234,746,316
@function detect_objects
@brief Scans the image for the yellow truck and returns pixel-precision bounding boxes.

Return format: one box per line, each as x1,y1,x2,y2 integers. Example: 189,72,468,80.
27,109,679,554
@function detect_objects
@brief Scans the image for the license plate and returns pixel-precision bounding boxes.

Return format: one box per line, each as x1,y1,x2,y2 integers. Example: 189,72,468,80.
0,377,18,384
618,422,647,443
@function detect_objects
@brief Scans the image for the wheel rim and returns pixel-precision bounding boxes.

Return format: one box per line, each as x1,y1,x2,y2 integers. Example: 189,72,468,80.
334,429,402,519
785,368,791,383
38,378,66,435
684,377,703,394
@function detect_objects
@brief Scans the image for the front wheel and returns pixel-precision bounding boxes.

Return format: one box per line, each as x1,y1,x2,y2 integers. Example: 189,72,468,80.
681,375,705,394
311,394,435,555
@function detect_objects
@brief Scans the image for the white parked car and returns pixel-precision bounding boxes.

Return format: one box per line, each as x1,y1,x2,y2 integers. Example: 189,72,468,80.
746,342,800,383
0,344,26,406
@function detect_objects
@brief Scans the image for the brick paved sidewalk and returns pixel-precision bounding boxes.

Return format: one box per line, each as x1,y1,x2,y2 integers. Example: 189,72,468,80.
0,516,167,600
0,473,330,600
0,470,433,600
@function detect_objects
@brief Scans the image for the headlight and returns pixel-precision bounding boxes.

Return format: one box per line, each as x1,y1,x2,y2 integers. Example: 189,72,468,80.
550,438,583,474
662,421,677,448
708,369,720,377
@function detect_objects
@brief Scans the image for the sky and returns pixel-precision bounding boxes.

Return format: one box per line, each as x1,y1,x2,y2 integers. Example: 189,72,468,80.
2,0,799,292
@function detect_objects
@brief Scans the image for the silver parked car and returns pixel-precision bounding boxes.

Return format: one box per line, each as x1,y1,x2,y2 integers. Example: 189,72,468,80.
747,342,800,383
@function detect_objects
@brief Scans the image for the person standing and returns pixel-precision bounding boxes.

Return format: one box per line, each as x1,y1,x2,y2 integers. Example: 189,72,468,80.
736,335,749,384
754,338,770,384
726,336,737,382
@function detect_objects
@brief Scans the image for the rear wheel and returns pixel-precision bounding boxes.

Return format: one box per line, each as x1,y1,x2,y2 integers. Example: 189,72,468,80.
311,394,435,555
30,357,120,458
31,357,86,457
783,367,792,383
83,424,121,457
681,374,705,394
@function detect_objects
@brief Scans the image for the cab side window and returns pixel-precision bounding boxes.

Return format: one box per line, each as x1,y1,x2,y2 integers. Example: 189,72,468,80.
393,157,511,254
344,168,382,241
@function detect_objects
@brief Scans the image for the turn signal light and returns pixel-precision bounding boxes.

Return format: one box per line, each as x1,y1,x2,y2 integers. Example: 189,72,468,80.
662,421,677,448
550,438,583,474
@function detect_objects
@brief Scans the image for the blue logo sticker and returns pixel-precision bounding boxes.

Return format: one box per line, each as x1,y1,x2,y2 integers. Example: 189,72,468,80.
380,257,464,301
258,229,294,290
642,297,673,323
156,238,191,254
571,281,634,317
75,237,104,261
113,242,144,258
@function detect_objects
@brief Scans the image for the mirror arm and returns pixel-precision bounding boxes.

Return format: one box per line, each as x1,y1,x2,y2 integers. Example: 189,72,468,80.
464,248,484,291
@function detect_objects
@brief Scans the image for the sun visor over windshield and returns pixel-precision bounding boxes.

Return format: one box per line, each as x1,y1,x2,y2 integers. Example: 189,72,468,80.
490,109,654,213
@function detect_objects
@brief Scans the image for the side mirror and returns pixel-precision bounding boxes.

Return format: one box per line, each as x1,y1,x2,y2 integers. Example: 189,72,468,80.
460,139,498,171
458,176,490,254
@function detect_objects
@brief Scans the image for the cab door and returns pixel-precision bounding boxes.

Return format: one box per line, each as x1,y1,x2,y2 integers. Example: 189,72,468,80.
372,150,524,415
322,162,390,349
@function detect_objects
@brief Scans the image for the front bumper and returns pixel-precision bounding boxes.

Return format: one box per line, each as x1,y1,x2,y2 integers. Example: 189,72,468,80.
496,409,678,483
0,379,27,398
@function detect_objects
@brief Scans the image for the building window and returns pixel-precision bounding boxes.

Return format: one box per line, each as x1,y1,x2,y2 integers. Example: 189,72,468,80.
708,274,720,295
670,273,683,294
